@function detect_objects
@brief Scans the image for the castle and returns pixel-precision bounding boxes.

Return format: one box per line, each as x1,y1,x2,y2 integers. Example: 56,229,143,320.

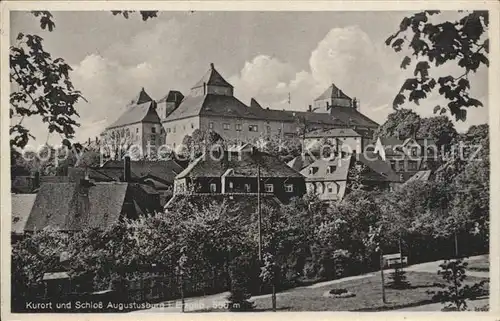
100,63,379,154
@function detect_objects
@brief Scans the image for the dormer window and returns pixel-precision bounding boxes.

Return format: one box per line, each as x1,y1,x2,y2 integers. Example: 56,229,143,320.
151,127,156,133
326,165,336,174
285,184,293,192
309,167,318,175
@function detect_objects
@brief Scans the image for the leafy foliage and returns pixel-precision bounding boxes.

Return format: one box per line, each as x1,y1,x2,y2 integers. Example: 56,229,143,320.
387,11,489,120
429,259,487,311
387,267,411,289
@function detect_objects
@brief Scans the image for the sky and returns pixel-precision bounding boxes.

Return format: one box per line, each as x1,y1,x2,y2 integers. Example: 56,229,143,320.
10,11,489,147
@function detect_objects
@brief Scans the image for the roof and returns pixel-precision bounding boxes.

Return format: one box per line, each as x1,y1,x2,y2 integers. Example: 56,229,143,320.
11,193,37,234
24,182,160,232
100,160,184,185
305,128,361,138
192,63,233,89
287,155,316,171
405,170,432,184
106,100,159,129
176,149,304,179
285,111,344,126
157,90,184,103
300,156,351,182
379,136,405,147
250,98,264,109
129,87,153,105
356,153,401,182
43,272,70,281
315,83,352,101
329,107,379,128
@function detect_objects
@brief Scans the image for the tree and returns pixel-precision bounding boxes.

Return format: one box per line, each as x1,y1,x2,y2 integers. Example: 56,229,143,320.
10,11,158,152
429,259,487,311
180,129,225,160
386,11,488,120
374,109,422,139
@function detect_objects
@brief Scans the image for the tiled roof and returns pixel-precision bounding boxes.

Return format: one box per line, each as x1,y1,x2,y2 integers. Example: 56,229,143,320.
315,83,352,101
300,156,351,182
329,107,379,128
11,193,37,234
287,155,316,171
157,90,184,103
129,87,153,106
284,111,344,126
356,152,401,182
106,101,159,129
101,160,184,185
192,63,233,89
305,128,361,138
176,149,304,179
250,98,264,109
24,182,160,232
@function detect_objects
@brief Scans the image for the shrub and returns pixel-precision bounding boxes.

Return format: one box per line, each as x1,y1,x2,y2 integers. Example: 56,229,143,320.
429,259,488,311
387,267,411,289
227,255,255,311
329,288,348,295
323,288,355,298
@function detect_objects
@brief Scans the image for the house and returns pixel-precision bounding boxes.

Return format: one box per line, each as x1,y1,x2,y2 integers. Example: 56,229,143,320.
156,90,184,121
173,144,306,203
300,152,400,202
101,88,167,156
371,136,438,181
300,155,351,202
22,159,161,232
286,155,316,172
93,159,185,205
303,128,366,155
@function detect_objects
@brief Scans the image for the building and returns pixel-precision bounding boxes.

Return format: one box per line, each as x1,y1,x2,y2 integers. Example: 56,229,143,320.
300,155,351,202
298,153,400,202
312,83,379,137
92,159,185,205
371,136,438,181
156,90,184,122
22,160,162,232
303,128,366,155
11,193,37,237
173,144,306,203
101,88,166,156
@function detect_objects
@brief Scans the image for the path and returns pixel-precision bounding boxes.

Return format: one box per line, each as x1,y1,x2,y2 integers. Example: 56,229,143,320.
130,255,489,313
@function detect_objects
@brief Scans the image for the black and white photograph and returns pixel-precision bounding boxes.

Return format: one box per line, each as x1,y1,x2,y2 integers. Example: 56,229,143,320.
2,1,498,316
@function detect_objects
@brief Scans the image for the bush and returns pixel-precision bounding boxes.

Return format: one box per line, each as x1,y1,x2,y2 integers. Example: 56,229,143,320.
227,255,255,311
387,267,411,289
429,259,488,311
323,288,355,298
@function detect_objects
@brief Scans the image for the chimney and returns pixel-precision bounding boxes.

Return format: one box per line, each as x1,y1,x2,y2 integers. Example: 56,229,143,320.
123,155,131,182
308,105,312,112
210,62,214,70
203,82,206,95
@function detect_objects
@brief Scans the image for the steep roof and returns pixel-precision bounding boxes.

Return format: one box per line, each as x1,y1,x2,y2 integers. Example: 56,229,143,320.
305,128,361,138
11,193,37,234
106,101,159,129
157,90,184,103
357,153,401,182
300,156,351,182
101,160,184,185
329,107,379,128
250,98,264,109
287,155,316,171
192,63,233,89
24,182,160,232
129,87,153,105
284,111,345,126
176,149,304,179
315,83,352,101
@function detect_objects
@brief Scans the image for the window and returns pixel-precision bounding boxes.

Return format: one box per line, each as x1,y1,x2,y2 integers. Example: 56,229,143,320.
209,122,214,129
183,125,186,130
327,185,333,193
229,181,234,189
244,183,251,192
390,160,397,170
151,134,156,141
399,174,404,182
126,128,130,136
265,184,274,193
326,165,336,174
223,123,230,130
191,123,194,129
285,184,293,192
408,161,418,171
266,125,271,133
249,125,258,132
210,183,217,193
235,124,242,131
173,127,176,133
308,167,317,175
151,127,156,133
